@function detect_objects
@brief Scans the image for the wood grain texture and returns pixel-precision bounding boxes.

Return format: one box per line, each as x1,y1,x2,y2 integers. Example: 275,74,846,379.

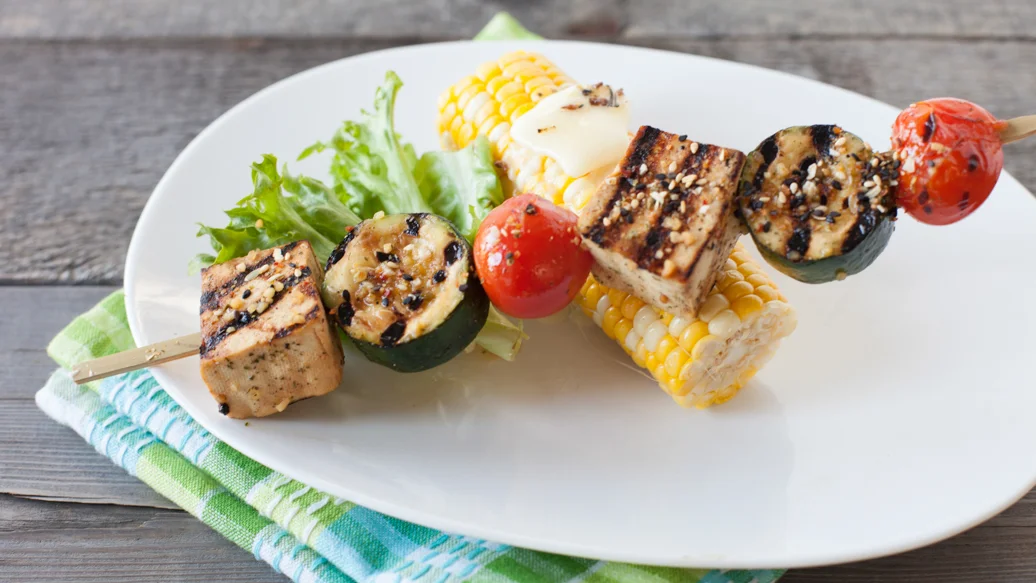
0,400,177,509
0,287,117,399
1,0,1034,40
0,494,286,582
3,38,1034,284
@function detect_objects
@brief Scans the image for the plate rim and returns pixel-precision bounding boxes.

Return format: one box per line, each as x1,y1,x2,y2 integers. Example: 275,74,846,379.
123,38,1036,569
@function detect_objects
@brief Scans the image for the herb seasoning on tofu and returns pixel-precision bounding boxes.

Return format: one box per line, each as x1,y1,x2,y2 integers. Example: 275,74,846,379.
738,125,898,283
321,213,489,372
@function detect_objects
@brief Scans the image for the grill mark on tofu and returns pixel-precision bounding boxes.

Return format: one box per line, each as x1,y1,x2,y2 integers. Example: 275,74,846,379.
273,303,323,340
200,241,302,313
201,266,312,356
578,126,747,316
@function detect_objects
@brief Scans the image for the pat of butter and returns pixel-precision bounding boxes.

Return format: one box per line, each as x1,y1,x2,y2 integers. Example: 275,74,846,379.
511,84,630,178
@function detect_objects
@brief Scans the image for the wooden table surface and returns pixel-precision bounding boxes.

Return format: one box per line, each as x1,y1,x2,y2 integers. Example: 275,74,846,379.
2,1,1034,581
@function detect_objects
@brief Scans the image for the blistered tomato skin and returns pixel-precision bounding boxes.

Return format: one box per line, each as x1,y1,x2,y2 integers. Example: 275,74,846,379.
891,98,1005,225
473,194,593,319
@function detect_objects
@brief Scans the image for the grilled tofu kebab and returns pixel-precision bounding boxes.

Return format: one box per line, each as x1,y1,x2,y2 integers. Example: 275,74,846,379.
198,213,488,418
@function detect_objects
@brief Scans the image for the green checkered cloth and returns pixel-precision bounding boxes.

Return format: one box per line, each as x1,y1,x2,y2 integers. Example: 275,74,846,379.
35,13,784,583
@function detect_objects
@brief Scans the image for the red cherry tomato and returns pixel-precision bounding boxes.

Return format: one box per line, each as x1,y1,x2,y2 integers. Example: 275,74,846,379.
891,98,1005,225
473,194,593,319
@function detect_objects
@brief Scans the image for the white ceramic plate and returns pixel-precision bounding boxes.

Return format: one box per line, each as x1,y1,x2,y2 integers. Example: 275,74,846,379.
124,40,1036,569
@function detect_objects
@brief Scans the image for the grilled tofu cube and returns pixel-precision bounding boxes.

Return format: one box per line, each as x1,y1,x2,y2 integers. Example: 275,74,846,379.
199,241,343,419
578,126,747,317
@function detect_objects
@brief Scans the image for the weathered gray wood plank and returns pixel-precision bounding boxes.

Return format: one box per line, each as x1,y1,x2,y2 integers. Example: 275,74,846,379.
0,400,177,509
0,494,287,582
0,287,117,398
1,0,1033,40
3,38,1034,284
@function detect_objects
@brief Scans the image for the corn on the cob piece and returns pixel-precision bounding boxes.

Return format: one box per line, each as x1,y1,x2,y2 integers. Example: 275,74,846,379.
439,51,797,408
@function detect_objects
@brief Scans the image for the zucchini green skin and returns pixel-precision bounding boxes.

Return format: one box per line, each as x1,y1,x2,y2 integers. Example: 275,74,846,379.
350,277,489,372
755,215,894,283
322,213,489,373
737,124,897,284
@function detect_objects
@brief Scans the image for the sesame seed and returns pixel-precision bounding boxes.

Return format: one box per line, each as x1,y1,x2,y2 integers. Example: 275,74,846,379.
680,200,686,213
639,163,648,175
667,162,677,173
602,217,611,227
789,182,799,194
834,136,846,147
244,264,269,282
372,210,386,220
668,181,677,190
662,260,676,277
807,164,817,179
292,314,306,325
630,199,640,209
225,326,236,334
902,157,916,173
719,150,726,161
690,142,699,154
255,219,264,229
294,268,302,278
263,288,275,299
273,248,283,261
863,180,875,188
273,281,284,292
654,250,664,259
669,231,681,243
699,204,710,215
236,263,246,273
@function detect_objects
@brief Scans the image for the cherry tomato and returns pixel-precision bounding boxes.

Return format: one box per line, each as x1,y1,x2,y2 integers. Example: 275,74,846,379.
473,194,593,319
891,98,1005,225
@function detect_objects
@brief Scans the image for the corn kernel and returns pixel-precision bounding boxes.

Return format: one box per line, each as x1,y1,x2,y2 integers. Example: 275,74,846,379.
642,320,669,351
664,348,688,378
607,289,627,310
613,319,634,349
652,363,668,384
755,285,780,302
656,337,677,361
691,334,718,360
620,295,645,320
715,270,745,292
698,294,730,322
602,307,622,338
633,340,648,367
731,294,765,319
745,273,771,288
678,321,710,353
708,309,741,337
724,280,754,302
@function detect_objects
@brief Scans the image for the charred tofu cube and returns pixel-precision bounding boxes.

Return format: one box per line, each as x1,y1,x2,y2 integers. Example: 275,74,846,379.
578,126,747,317
199,241,343,418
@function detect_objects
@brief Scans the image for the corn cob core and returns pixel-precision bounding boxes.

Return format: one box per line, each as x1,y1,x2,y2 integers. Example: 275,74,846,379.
439,51,798,408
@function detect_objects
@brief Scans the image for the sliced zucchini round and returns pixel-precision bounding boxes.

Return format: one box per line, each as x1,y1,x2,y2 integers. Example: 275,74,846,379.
321,213,489,373
737,125,898,284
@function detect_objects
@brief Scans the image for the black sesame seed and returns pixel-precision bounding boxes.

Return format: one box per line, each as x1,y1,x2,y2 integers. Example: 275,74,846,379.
923,204,933,214
218,403,230,415
918,190,930,205
505,251,515,265
406,293,423,311
336,300,354,327
405,215,421,236
678,134,687,141
655,173,667,180
962,191,970,201
819,194,828,206
762,221,772,233
242,289,251,299
749,199,764,211
524,203,537,215
402,273,413,281
444,241,463,265
375,251,399,263
831,180,842,190
458,283,469,292
789,195,806,208
968,155,980,172
433,270,446,283
381,297,390,307
928,160,936,168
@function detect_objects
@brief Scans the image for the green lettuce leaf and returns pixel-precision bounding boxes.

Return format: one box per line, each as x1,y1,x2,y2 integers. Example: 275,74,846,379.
192,155,360,271
300,71,431,219
416,135,504,241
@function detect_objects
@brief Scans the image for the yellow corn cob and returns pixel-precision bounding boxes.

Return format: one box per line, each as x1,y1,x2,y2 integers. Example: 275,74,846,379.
439,51,797,408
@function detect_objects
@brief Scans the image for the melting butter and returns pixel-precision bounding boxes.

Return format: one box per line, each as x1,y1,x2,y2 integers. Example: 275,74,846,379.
511,83,630,178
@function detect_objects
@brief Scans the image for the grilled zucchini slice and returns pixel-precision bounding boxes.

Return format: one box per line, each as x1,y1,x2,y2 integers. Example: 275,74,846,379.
738,125,898,283
321,213,489,372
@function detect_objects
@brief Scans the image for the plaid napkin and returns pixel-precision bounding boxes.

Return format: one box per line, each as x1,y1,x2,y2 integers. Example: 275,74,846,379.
34,13,785,583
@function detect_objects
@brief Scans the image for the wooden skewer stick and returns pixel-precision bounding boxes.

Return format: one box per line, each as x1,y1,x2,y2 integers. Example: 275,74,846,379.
70,332,202,385
999,115,1036,144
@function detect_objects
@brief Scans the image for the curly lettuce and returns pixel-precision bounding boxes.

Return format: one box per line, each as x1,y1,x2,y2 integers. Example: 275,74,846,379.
193,71,523,361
